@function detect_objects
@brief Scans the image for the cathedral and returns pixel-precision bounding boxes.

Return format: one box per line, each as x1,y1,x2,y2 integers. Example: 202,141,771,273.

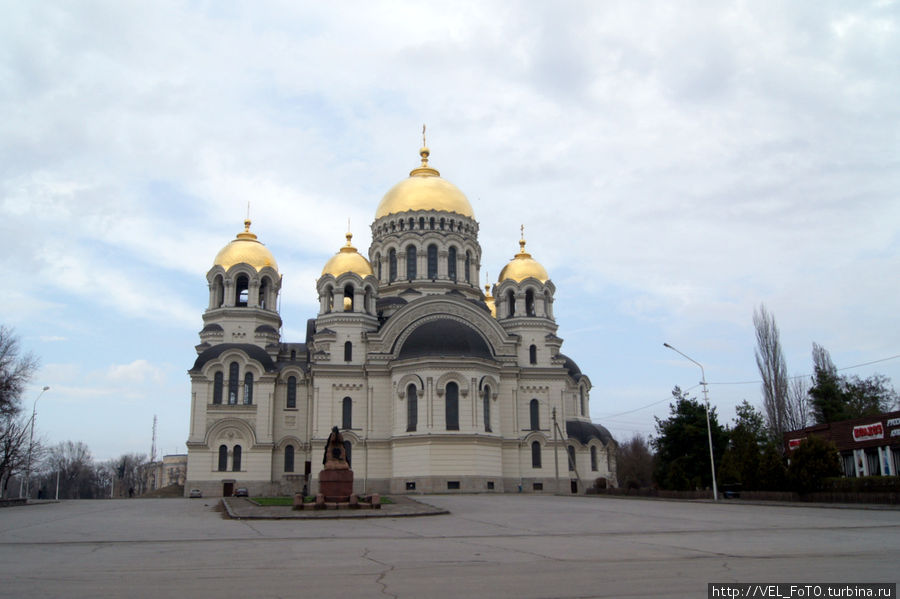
184,143,617,497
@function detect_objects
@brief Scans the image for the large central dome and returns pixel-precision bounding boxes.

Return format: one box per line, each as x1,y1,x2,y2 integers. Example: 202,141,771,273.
374,147,474,220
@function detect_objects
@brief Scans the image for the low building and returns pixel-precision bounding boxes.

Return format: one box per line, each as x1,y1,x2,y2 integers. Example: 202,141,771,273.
783,410,900,477
141,454,188,491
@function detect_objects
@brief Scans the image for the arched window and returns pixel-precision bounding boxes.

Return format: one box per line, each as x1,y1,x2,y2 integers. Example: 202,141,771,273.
236,274,249,307
342,397,352,430
290,350,296,361
507,290,516,317
287,376,297,408
406,245,417,280
483,385,491,432
590,446,598,471
419,217,425,230
214,275,224,307
259,277,269,310
212,372,223,404
529,399,539,431
243,372,253,405
284,444,294,472
343,440,352,468
430,217,435,230
343,284,354,312
427,244,438,279
228,362,239,405
531,441,542,468
445,382,459,430
525,289,535,316
464,251,471,283
580,387,585,416
344,341,352,362
529,344,537,365
567,446,575,471
389,249,397,282
232,445,242,471
448,247,457,281
407,384,417,432
376,253,382,281
218,445,228,471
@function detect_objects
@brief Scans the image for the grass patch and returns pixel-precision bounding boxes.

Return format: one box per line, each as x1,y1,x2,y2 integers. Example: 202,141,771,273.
254,497,294,506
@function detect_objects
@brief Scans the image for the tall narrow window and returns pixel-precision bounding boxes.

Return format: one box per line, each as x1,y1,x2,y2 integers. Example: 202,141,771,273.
580,387,585,416
448,247,457,281
376,253,382,281
259,277,269,309
213,372,223,404
389,249,397,282
344,341,352,362
407,384,418,432
343,284,354,312
287,376,297,409
243,372,253,405
406,245,417,280
464,252,471,283
284,445,295,472
567,446,576,471
525,289,535,316
427,244,438,279
531,441,542,468
218,445,228,471
233,445,242,471
507,290,516,317
214,275,224,307
236,275,249,307
342,397,352,430
529,344,537,365
483,385,491,432
343,440,352,468
590,446,598,471
529,399,539,431
228,362,239,405
446,382,459,431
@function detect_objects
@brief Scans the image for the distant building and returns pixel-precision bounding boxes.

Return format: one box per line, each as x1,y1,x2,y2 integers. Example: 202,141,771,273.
141,454,188,491
783,410,900,477
184,143,617,497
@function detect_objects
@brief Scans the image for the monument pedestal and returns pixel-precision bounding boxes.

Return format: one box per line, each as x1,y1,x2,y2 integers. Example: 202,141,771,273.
319,468,354,500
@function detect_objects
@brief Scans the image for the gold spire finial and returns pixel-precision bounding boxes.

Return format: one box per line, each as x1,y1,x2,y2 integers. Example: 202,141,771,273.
519,225,527,253
345,231,353,246
422,123,427,147
246,201,251,221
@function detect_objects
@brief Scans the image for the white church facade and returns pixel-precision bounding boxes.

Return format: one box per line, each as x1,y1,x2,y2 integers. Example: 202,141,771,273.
184,144,617,497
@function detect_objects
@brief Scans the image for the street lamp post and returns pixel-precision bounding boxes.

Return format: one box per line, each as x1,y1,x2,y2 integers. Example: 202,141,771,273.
24,386,50,499
663,343,718,502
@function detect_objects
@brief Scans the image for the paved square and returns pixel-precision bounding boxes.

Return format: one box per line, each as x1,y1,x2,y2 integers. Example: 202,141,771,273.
0,495,897,598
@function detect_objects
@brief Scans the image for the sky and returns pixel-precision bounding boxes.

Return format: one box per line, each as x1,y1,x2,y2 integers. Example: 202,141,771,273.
1,1,898,462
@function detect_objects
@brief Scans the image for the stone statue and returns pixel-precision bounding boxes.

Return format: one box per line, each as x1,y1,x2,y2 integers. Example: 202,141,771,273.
322,426,349,470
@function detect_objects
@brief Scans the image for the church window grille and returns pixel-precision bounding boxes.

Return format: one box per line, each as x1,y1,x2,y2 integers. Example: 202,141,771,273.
228,362,239,405
233,445,242,471
591,446,598,471
284,445,294,473
531,441,542,468
389,250,397,282
507,290,516,317
236,275,250,307
287,376,297,408
427,245,438,279
406,245,416,279
342,397,352,430
407,385,418,432
525,290,535,316
213,372,223,404
448,247,457,281
343,440,352,468
218,445,228,471
529,345,537,365
567,446,576,471
243,372,253,405
344,341,352,362
483,385,491,432
446,382,459,430
529,399,539,430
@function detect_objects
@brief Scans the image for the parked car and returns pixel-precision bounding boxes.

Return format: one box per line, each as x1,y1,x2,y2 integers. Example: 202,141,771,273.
233,487,249,497
189,489,202,498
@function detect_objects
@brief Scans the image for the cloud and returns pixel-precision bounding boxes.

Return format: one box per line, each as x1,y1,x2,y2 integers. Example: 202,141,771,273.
106,359,166,385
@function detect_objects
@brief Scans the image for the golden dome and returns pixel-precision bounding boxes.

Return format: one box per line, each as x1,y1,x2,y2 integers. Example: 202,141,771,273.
498,237,549,283
213,219,278,272
321,232,374,278
374,147,474,219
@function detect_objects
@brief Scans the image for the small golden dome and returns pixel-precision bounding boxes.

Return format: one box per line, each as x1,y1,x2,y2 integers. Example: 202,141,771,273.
321,232,374,278
498,237,549,283
374,147,474,220
213,219,278,272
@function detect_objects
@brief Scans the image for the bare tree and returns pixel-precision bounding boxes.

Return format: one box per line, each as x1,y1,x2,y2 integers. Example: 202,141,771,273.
46,441,95,499
0,414,31,497
0,326,39,418
616,433,654,489
785,376,809,431
753,305,789,439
